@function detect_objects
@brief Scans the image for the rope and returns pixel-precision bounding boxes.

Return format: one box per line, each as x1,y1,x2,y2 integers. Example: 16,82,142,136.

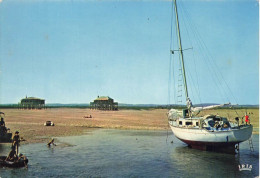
175,0,240,117
166,123,169,143
178,0,225,103
178,1,201,104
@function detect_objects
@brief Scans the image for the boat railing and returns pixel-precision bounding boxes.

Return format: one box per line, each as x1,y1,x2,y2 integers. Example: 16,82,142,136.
231,124,252,130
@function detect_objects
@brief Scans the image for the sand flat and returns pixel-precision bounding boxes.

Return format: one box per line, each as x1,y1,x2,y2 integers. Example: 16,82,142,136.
0,108,258,143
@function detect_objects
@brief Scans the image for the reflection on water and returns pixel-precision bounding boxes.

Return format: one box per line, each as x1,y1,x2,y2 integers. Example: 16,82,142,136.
0,129,258,177
171,146,257,178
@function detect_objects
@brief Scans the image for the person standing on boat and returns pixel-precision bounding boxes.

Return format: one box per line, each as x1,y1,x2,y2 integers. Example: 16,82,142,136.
0,117,5,127
5,146,18,161
186,98,193,117
12,131,20,155
245,113,250,125
0,117,7,136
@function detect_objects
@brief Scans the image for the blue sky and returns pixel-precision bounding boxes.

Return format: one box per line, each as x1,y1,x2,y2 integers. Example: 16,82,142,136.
0,0,258,105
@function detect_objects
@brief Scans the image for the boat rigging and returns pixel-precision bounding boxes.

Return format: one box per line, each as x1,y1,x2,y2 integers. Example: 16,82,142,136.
167,0,253,153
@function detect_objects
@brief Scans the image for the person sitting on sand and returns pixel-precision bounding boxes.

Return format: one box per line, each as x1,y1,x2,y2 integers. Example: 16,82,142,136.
5,146,18,162
47,138,56,147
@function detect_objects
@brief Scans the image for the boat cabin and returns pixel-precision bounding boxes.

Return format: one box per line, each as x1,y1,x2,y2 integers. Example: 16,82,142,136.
177,117,200,128
175,114,232,131
169,109,234,131
201,115,231,131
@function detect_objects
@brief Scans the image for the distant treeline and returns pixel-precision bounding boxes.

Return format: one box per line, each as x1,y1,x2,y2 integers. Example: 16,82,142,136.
0,104,89,109
0,104,258,110
0,104,177,110
0,104,19,108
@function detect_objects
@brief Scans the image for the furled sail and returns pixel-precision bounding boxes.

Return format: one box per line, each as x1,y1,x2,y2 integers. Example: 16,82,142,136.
191,103,230,115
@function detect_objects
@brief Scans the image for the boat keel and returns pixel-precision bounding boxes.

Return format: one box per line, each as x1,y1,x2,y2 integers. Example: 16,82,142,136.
180,138,238,154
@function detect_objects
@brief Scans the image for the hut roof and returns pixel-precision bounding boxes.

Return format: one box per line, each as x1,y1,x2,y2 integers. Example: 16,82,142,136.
94,96,113,101
21,97,45,101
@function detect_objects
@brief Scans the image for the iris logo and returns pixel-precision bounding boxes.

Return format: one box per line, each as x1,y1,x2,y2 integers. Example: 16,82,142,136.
238,164,252,171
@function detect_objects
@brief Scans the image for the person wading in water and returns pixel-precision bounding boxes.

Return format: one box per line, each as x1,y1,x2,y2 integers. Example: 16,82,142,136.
47,138,56,147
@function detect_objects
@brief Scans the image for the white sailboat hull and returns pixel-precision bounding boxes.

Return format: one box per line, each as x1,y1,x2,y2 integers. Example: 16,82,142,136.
167,0,253,153
169,123,253,151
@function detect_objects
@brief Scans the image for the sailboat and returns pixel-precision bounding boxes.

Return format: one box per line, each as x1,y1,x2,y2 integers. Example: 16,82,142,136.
168,0,253,153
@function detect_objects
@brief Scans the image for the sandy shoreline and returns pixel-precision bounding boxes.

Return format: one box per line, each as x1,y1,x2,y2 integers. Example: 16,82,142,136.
1,108,168,144
0,108,258,144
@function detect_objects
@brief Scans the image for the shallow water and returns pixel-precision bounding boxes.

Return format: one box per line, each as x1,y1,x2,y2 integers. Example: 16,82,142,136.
0,129,258,177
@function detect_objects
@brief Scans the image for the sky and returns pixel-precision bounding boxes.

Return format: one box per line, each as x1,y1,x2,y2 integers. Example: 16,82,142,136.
0,0,258,105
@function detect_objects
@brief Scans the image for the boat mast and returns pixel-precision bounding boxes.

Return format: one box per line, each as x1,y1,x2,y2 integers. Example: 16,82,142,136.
173,0,191,112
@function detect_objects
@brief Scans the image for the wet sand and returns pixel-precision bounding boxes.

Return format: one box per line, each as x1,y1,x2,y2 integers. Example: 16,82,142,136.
0,108,258,144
